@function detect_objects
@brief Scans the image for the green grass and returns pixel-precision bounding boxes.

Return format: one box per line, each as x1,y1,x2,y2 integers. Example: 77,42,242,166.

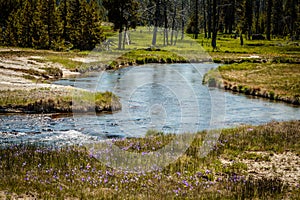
0,88,121,114
101,26,211,64
197,33,300,54
107,48,188,69
203,62,300,104
91,27,299,69
186,33,300,66
46,55,81,71
0,121,299,199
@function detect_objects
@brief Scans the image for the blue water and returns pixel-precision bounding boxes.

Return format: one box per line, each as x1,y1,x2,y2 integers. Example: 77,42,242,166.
0,63,299,145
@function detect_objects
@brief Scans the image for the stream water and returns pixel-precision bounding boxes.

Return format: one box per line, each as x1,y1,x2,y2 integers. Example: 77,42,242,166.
1,63,299,146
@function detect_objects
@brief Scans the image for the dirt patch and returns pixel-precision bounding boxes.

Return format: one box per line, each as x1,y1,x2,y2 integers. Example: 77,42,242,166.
0,54,79,85
220,151,300,187
0,50,121,113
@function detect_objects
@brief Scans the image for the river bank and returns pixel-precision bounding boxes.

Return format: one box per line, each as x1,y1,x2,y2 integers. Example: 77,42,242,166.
203,62,300,105
198,34,300,105
0,48,121,113
0,120,299,199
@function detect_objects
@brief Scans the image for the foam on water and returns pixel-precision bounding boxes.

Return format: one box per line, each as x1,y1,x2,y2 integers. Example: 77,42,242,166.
0,130,99,146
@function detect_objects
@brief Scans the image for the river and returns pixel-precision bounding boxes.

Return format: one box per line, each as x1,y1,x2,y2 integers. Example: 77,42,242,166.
0,63,299,146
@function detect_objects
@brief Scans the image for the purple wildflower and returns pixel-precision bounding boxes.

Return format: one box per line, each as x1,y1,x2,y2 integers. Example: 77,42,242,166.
183,180,189,187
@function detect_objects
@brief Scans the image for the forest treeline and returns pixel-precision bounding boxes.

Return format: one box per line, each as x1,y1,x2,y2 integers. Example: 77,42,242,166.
0,0,105,50
186,0,299,39
0,0,299,51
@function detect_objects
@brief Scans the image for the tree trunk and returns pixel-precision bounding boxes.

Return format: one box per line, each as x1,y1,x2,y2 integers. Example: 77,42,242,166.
207,0,212,38
194,0,199,39
245,0,253,40
266,0,272,40
122,27,127,50
181,0,185,40
240,33,244,46
255,0,260,33
152,0,160,46
164,1,169,45
171,2,177,45
118,29,122,50
203,0,207,38
229,0,235,34
174,29,179,45
211,0,218,50
152,26,158,46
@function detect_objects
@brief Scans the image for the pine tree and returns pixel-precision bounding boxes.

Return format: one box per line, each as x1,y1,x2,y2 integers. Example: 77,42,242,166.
266,0,272,40
67,0,86,50
245,0,253,39
4,0,34,47
41,0,60,49
32,0,49,49
58,0,69,42
0,0,22,28
4,12,19,46
284,0,299,38
272,0,283,36
82,0,104,50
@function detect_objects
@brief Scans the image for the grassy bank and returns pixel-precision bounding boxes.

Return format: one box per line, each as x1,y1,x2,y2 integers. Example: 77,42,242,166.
195,33,300,104
107,48,188,69
0,47,123,113
0,88,121,114
203,62,300,104
0,121,299,199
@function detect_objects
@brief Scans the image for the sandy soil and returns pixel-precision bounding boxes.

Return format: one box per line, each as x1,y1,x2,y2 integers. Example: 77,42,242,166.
0,50,79,91
220,151,300,187
0,191,37,200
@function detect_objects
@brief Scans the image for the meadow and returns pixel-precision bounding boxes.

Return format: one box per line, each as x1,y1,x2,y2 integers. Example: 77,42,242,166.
0,121,299,199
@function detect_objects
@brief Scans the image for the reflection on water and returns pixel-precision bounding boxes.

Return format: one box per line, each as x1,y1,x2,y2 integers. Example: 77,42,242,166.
0,63,299,145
